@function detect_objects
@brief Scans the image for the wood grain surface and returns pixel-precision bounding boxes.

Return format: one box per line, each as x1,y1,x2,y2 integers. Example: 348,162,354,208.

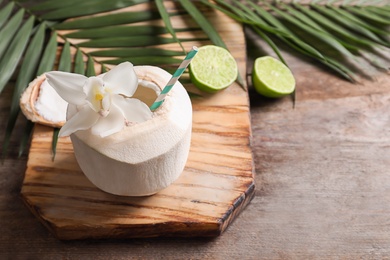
19,1,254,240
1,2,390,259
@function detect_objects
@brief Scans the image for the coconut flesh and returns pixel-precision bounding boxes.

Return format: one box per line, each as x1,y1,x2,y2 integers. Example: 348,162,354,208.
69,66,192,196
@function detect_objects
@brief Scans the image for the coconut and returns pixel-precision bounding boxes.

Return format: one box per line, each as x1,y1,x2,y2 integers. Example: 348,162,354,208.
69,66,192,196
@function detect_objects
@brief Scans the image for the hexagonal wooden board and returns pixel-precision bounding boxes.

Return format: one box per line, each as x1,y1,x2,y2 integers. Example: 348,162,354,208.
20,2,254,240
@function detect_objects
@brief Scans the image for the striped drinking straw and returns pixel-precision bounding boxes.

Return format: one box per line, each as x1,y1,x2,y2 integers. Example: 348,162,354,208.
150,46,198,111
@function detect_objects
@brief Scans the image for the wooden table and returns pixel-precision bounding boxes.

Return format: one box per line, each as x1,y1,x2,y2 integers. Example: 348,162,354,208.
1,25,390,260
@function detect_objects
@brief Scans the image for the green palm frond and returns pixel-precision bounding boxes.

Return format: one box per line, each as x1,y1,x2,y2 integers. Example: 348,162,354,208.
213,0,389,81
0,0,389,158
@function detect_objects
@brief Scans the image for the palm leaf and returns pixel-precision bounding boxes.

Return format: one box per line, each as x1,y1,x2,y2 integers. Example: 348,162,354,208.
77,36,200,48
308,4,389,47
102,56,183,66
18,120,34,157
343,5,390,25
30,0,90,12
51,128,60,161
0,15,35,159
36,31,58,75
247,2,327,61
329,6,389,36
0,1,14,29
1,0,389,159
74,48,85,74
65,25,174,39
213,0,389,81
58,41,72,72
2,22,45,158
86,56,96,77
290,4,378,49
0,8,24,60
41,0,149,20
89,48,184,58
364,6,390,18
16,32,60,156
0,14,34,94
53,10,160,30
101,64,108,73
155,0,185,52
268,3,358,61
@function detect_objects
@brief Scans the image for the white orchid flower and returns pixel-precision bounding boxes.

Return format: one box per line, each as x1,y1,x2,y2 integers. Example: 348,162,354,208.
45,62,152,138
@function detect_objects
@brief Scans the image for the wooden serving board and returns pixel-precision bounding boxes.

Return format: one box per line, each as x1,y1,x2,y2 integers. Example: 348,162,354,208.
21,2,254,240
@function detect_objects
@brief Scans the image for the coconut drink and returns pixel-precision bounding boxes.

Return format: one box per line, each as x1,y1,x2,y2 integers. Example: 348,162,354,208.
22,53,196,196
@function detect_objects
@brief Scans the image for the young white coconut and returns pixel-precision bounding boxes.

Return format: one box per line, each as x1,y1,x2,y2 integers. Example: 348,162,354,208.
42,63,192,196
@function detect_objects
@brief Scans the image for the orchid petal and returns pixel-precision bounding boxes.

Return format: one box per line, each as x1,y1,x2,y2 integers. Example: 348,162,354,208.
91,104,125,137
83,76,105,112
103,62,138,97
59,105,99,137
101,94,111,112
112,95,152,123
45,71,87,105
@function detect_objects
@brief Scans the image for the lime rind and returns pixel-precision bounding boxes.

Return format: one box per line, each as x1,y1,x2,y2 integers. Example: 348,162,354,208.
189,45,238,93
252,56,295,98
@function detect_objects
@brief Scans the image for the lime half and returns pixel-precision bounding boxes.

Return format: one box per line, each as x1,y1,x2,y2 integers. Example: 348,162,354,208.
189,45,238,93
252,56,295,98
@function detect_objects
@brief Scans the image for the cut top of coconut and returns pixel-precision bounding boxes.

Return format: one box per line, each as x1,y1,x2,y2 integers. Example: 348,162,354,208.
20,75,67,128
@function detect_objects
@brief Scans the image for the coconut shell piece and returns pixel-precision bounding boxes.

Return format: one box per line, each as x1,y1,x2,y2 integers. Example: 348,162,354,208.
20,75,66,128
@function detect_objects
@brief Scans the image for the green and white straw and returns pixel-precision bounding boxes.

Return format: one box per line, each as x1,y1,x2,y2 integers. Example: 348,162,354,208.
150,46,198,111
